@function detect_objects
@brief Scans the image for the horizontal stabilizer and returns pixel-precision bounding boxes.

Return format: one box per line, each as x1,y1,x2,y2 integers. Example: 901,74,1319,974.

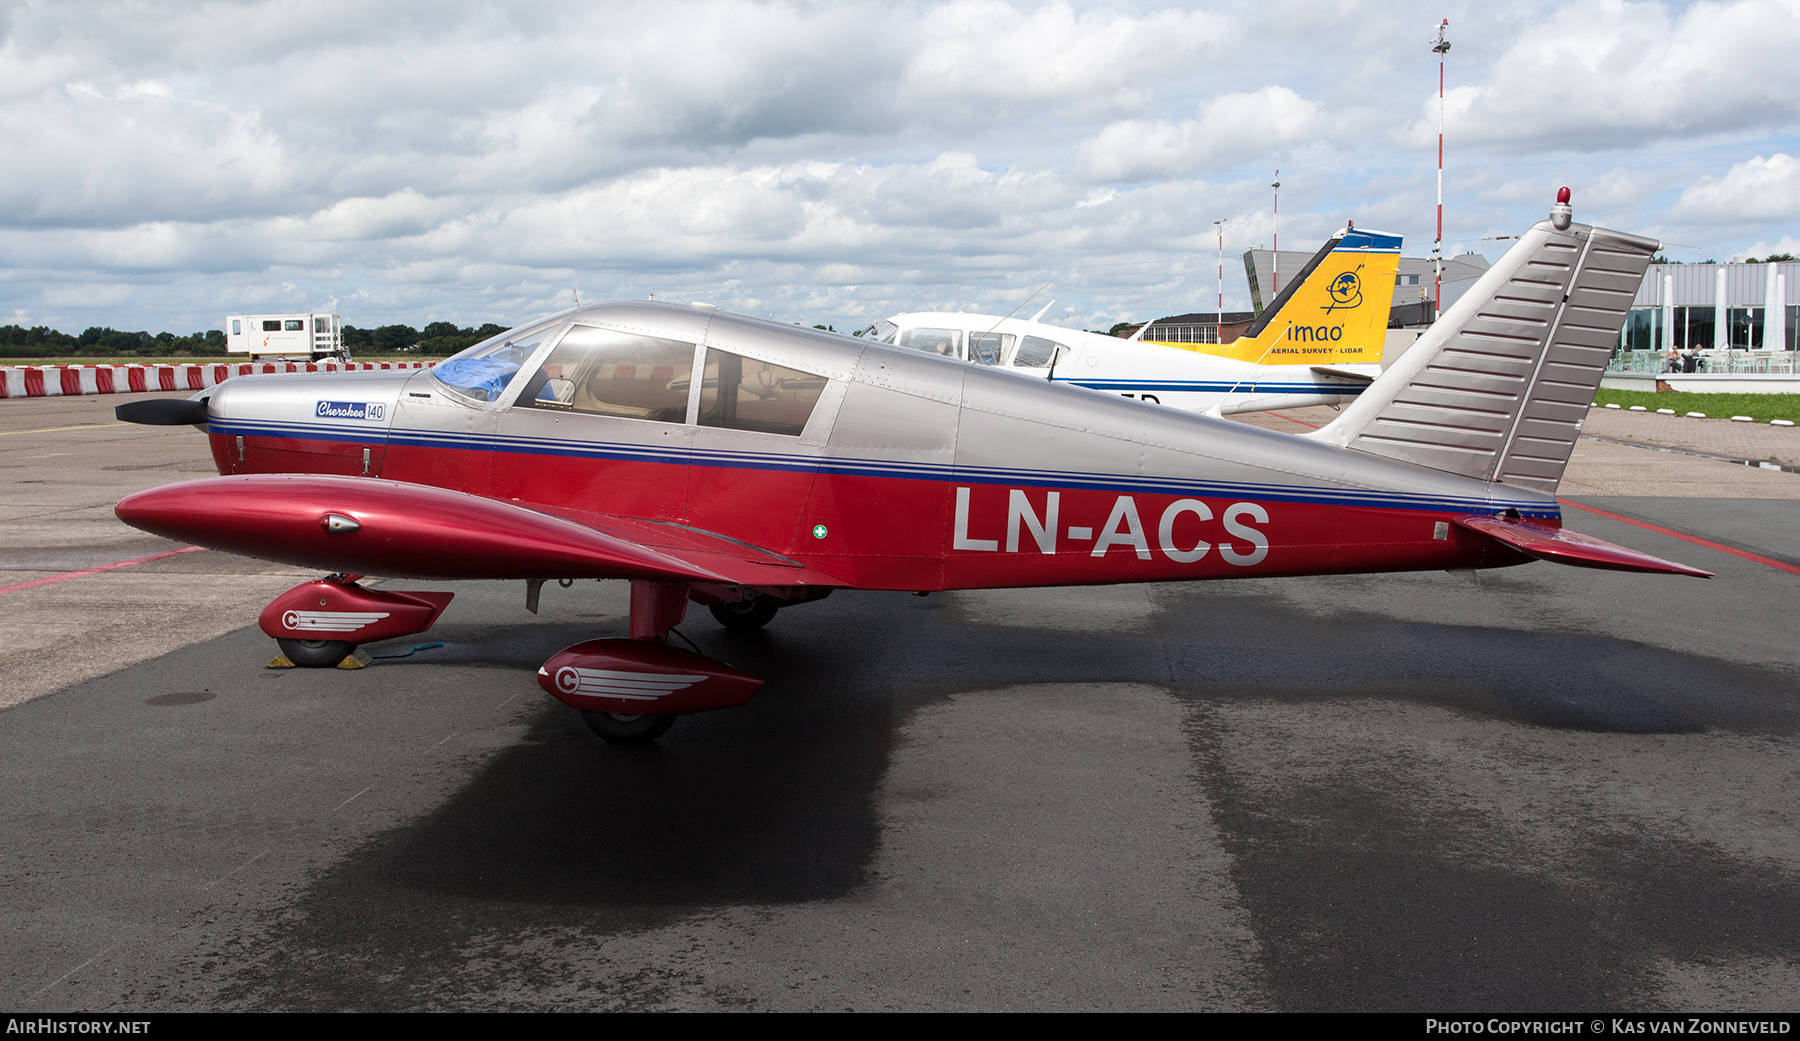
1451,515,1711,578
1309,365,1375,382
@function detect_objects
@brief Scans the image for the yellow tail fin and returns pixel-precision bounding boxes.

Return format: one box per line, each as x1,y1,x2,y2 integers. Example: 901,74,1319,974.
1150,228,1401,367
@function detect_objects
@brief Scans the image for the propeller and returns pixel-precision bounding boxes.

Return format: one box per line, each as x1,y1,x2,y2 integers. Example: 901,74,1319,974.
115,398,209,425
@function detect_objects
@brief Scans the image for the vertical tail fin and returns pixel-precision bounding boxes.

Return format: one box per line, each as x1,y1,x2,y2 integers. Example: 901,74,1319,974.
1147,228,1402,368
1305,210,1657,493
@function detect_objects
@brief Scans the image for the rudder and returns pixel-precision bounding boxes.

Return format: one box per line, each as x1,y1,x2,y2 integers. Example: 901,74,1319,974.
1305,203,1656,493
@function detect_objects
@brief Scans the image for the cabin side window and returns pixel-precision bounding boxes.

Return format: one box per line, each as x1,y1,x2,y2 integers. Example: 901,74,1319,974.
696,348,827,437
968,332,1013,366
516,325,696,424
1013,335,1064,368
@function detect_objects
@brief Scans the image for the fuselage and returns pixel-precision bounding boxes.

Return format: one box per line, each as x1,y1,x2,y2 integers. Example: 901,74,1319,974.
200,301,1549,591
871,310,1377,415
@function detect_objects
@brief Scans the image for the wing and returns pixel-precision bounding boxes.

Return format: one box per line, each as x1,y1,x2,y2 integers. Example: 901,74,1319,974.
115,474,847,591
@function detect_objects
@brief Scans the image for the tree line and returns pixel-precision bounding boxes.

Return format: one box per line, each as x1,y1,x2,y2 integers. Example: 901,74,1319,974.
0,320,510,360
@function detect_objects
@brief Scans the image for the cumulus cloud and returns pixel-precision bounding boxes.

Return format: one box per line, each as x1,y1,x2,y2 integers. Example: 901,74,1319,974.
1406,0,1800,153
1075,86,1326,181
0,0,1797,335
1672,154,1800,223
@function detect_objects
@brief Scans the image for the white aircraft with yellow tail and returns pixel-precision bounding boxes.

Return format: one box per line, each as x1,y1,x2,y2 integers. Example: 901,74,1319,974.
866,226,1402,415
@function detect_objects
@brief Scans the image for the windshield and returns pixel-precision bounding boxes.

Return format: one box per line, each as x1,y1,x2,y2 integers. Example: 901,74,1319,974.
431,318,564,402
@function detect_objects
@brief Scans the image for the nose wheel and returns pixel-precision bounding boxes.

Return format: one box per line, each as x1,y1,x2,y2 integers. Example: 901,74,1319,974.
581,710,676,744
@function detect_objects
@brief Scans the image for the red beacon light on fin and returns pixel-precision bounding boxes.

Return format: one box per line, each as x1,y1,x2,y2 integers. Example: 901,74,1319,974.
1551,187,1573,230
1557,186,1572,204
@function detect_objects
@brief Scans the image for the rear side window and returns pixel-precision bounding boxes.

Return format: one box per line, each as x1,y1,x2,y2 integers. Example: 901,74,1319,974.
1013,335,1064,368
697,349,826,437
261,320,281,331
517,325,696,423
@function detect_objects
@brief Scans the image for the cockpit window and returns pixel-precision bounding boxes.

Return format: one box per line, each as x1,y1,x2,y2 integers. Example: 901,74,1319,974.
516,325,697,423
896,327,962,359
697,349,827,437
432,319,563,403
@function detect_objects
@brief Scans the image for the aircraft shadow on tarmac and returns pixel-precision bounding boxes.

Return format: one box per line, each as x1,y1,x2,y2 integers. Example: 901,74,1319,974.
199,577,1800,1010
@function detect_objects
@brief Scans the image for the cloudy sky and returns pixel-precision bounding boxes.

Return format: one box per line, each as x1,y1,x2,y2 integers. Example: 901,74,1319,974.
4,0,1798,336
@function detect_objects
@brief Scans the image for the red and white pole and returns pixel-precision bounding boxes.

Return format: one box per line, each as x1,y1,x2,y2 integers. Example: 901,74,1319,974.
1214,218,1227,343
1271,172,1280,298
1432,19,1450,321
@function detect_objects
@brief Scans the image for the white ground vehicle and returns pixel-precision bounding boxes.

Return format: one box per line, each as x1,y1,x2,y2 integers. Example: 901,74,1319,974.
225,314,347,361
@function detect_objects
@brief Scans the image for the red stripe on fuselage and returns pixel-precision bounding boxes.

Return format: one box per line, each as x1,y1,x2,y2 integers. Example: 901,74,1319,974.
222,434,1530,590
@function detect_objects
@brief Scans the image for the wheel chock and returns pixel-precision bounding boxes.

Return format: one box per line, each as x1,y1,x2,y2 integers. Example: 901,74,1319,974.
266,649,371,669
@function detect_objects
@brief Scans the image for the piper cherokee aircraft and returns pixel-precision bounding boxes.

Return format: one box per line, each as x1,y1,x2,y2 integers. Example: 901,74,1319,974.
864,225,1400,415
115,190,1706,745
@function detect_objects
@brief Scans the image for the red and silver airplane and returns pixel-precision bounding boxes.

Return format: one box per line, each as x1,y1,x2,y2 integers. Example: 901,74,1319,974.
115,191,1706,743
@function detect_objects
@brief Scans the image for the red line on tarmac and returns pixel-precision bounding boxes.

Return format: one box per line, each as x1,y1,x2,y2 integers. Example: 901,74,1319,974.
1560,499,1800,577
1272,413,1320,429
0,546,205,595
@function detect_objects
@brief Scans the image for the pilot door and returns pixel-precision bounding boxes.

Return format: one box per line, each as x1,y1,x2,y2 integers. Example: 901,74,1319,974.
492,324,697,521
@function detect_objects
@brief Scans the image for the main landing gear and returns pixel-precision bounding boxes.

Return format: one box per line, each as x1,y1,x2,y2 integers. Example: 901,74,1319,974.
708,593,779,630
259,576,456,668
536,580,765,745
258,576,773,746
277,638,356,668
580,710,677,744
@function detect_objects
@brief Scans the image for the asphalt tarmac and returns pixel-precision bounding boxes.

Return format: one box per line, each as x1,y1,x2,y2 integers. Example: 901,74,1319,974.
3,395,1799,1011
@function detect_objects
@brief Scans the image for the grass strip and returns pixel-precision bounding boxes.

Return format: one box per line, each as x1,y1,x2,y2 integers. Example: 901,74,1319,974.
1590,387,1800,425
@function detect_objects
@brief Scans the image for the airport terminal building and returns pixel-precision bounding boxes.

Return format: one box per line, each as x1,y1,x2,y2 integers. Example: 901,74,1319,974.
1621,261,1798,355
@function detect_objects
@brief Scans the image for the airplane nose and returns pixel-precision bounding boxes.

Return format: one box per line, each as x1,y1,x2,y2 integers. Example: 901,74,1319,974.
116,398,208,425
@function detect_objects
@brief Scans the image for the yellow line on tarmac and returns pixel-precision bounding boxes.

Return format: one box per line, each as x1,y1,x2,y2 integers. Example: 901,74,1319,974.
0,422,127,436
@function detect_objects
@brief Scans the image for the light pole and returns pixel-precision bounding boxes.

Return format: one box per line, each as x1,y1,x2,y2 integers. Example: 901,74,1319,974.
1213,218,1227,344
1271,172,1281,299
1432,18,1450,321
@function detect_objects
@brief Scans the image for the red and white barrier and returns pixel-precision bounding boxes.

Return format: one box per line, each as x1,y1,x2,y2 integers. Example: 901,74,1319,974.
0,360,436,399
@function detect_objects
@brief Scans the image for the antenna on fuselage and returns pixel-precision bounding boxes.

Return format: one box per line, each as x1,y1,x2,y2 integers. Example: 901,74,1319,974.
1028,299,1056,324
973,275,1058,358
